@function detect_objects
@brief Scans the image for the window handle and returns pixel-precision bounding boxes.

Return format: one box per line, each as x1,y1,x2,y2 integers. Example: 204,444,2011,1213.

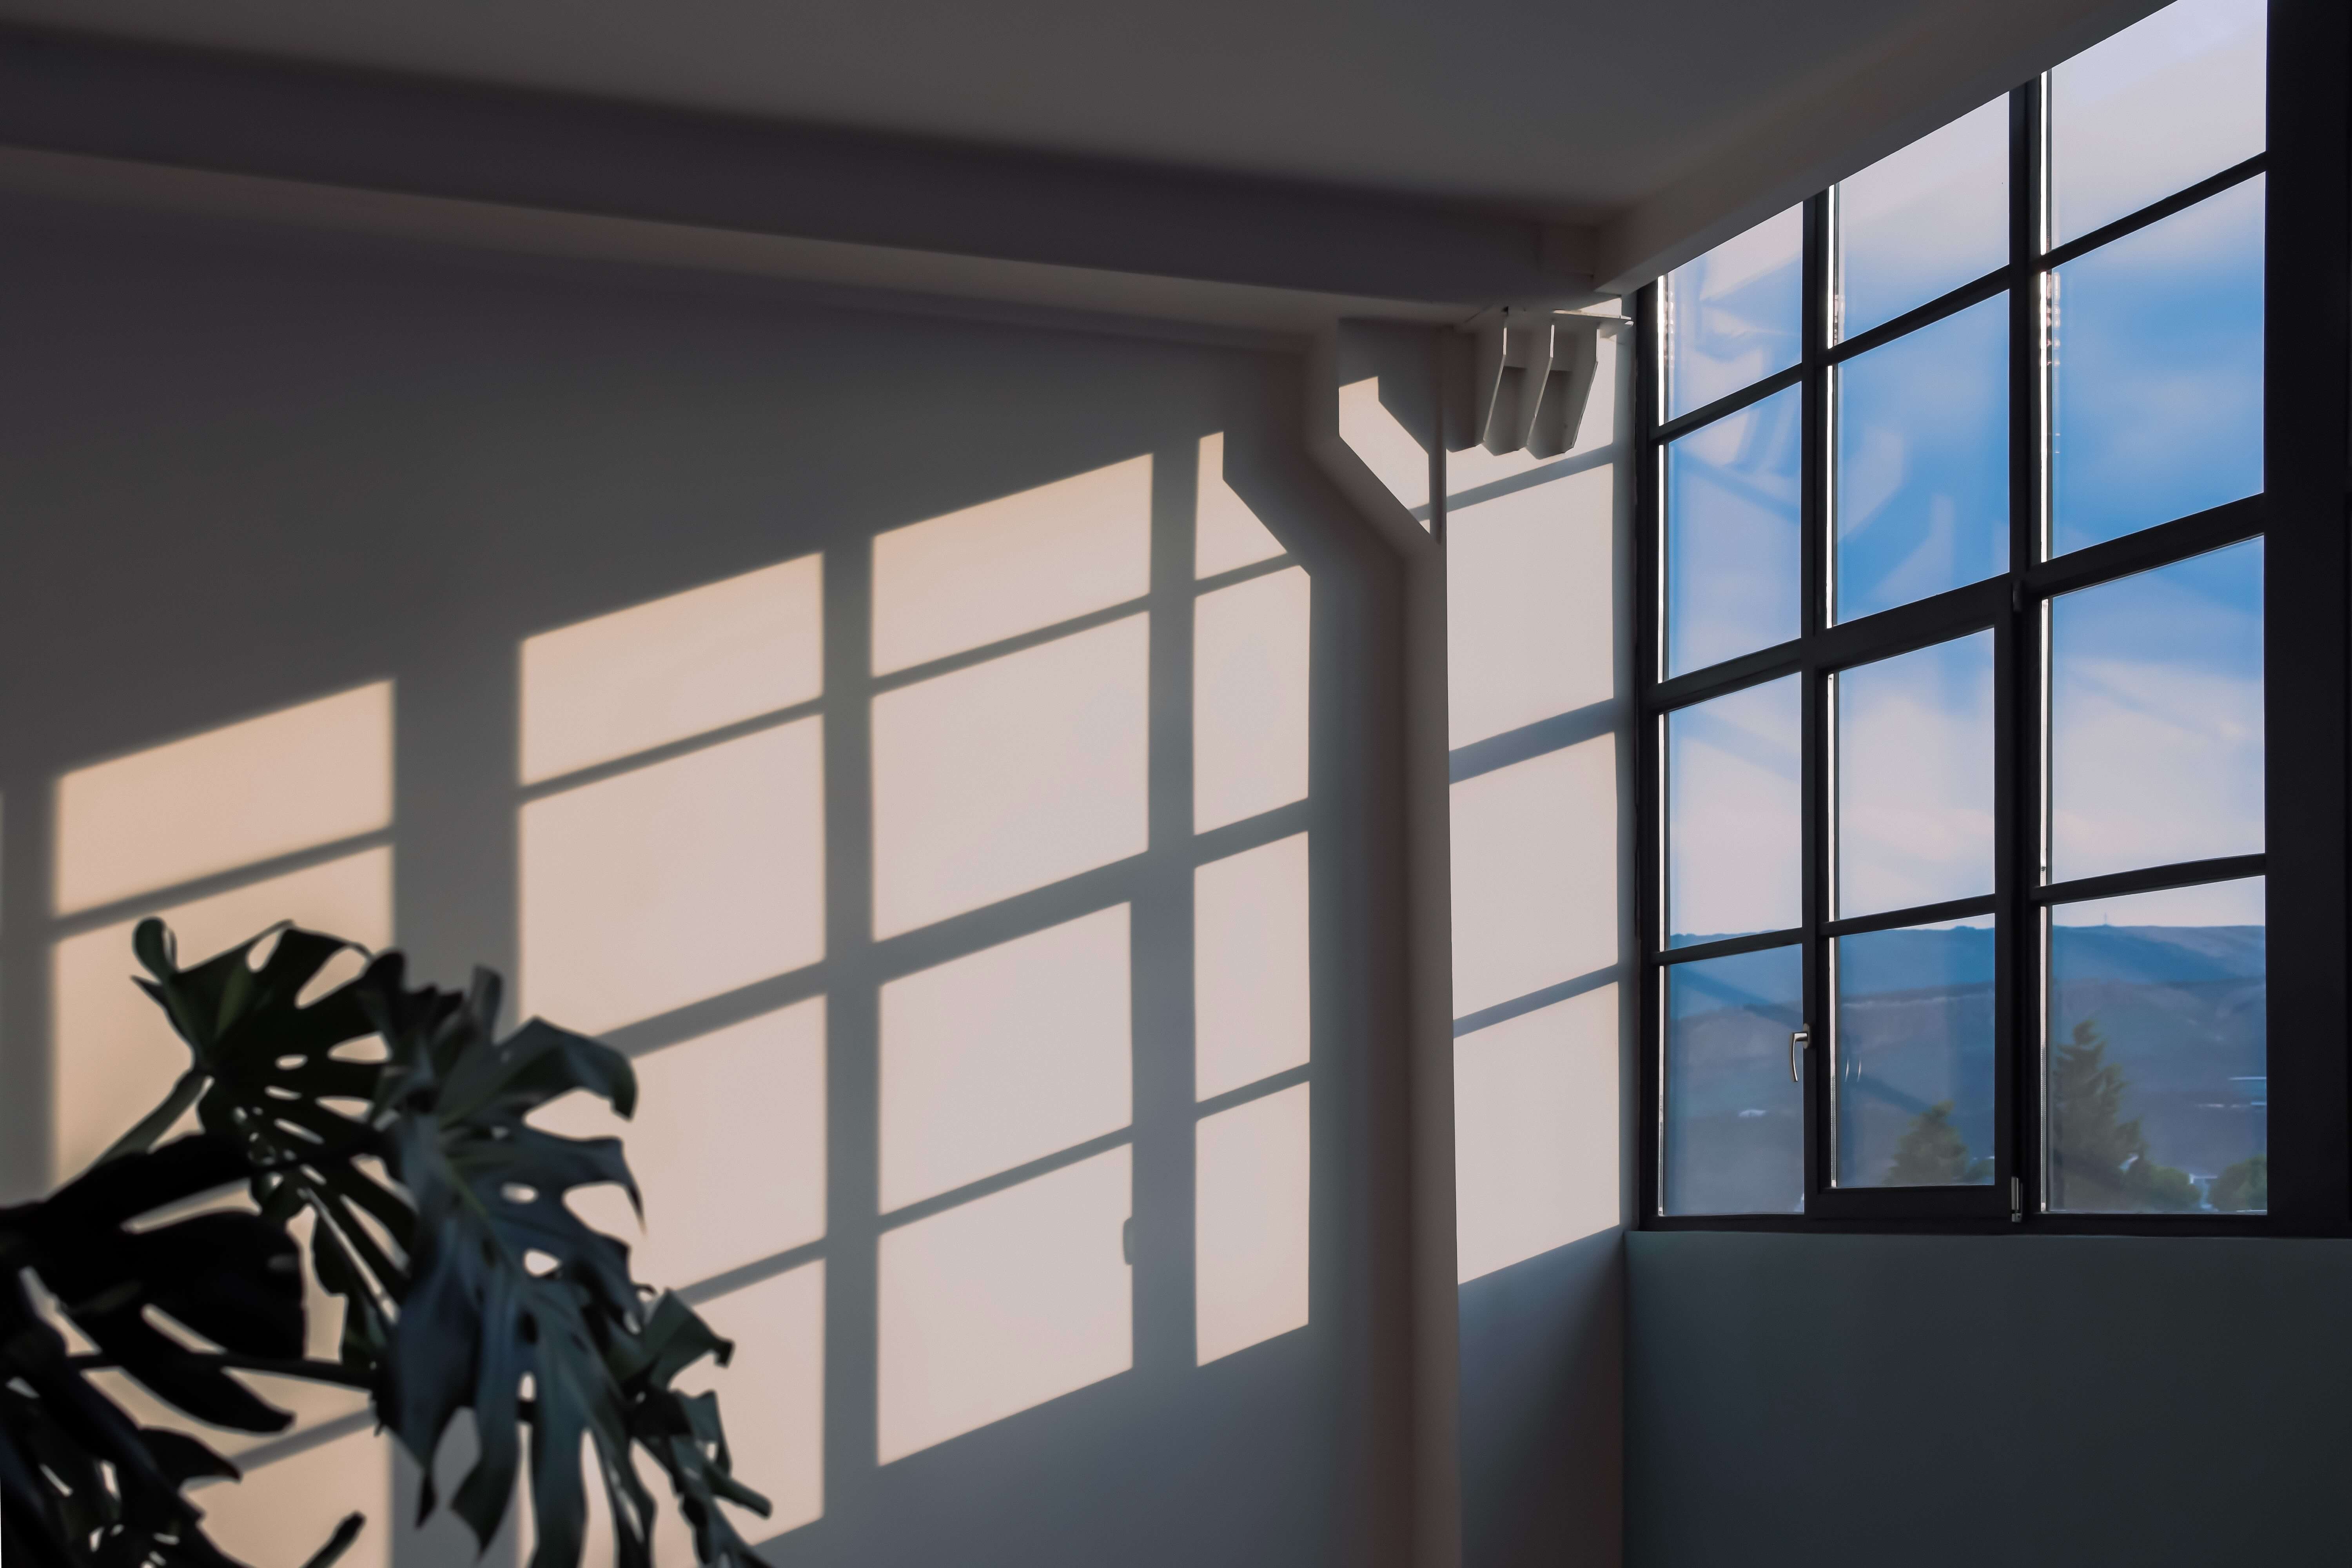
1789,1027,1810,1083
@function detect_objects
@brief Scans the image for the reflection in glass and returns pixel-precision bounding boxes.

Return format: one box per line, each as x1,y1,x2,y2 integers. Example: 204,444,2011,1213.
2049,540,2262,884
2052,176,2263,555
2048,877,2265,1213
1668,676,1800,947
1665,205,1802,419
1665,385,1801,676
1837,632,1994,919
2051,0,2265,245
1834,295,2008,621
1836,98,2008,340
1835,920,1995,1187
1663,945,1804,1216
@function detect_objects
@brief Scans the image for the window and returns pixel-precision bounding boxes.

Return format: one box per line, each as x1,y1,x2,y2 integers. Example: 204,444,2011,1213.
1637,0,2351,1231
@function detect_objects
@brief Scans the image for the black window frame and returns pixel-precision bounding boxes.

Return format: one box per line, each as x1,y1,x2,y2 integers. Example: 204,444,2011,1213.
1634,0,2352,1236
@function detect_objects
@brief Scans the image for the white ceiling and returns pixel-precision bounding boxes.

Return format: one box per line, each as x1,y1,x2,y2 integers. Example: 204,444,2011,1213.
0,0,2170,294
0,0,2078,220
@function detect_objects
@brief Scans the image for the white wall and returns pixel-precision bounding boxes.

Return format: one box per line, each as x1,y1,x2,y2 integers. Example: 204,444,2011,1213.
0,193,1420,1568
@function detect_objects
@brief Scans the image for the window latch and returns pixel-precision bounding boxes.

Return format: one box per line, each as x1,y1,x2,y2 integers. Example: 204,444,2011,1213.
1789,1027,1809,1083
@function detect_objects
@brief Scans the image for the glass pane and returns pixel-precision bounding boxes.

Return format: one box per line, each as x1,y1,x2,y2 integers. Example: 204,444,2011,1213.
2048,877,2265,1213
2049,540,2262,884
1665,385,1801,676
1665,205,1802,420
1668,675,1800,948
1834,295,2009,621
2051,176,2263,556
1664,945,1804,1216
1834,918,1995,1188
1836,98,2008,341
1837,631,1995,919
2051,0,2265,246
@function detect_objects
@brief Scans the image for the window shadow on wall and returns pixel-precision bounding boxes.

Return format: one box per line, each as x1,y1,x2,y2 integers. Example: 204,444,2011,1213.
0,196,1411,1568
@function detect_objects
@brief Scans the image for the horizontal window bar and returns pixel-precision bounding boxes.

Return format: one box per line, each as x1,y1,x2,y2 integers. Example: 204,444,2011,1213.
1823,894,1997,939
1648,577,2007,710
1649,640,1804,710
1657,927,1800,965
2036,853,2266,907
1810,579,2007,673
1810,1183,2008,1219
2041,152,2268,272
1653,361,1804,444
1825,265,2009,366
2025,494,2264,600
1644,1212,2281,1236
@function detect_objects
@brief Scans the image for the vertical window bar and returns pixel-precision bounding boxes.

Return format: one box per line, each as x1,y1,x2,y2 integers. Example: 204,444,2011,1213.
2259,0,2351,1231
1799,191,1832,1205
1634,280,1668,1218
2005,75,2045,1214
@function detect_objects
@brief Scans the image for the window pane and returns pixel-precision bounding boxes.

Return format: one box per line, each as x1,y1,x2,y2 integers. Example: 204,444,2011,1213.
2051,0,2265,246
1836,631,1995,919
1668,675,1800,948
1665,385,1801,676
1834,296,2008,621
1664,945,1804,1216
1665,205,1802,420
1836,98,2008,341
2048,877,2265,1214
2051,176,2263,556
1834,918,1995,1188
2049,540,2262,884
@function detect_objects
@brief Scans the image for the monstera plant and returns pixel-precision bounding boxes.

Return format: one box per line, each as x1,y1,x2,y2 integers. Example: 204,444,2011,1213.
0,920,772,1568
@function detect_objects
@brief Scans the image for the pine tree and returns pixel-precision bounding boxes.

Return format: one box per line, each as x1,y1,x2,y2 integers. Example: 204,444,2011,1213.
2047,1018,2200,1212
1884,1100,1993,1185
2208,1152,2267,1212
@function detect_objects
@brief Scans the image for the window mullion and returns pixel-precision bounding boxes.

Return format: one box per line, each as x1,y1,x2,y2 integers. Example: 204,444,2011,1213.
1800,191,1832,1211
2004,74,2046,1218
2256,0,2352,1233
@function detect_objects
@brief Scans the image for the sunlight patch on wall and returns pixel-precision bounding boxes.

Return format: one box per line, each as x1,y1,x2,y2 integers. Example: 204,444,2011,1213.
1196,1083,1311,1364
873,616,1148,936
520,554,822,784
519,719,824,1033
1446,470,1615,748
51,848,392,1182
1194,566,1310,832
1194,834,1310,1100
1338,377,1430,515
877,1147,1131,1463
873,456,1152,675
55,683,391,915
1194,433,1287,577
1454,987,1621,1283
539,999,826,1290
195,1426,393,1568
1449,739,1618,1017
880,907,1132,1211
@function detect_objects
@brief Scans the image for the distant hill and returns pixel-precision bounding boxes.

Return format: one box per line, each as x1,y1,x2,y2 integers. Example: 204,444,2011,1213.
1664,925,2263,1212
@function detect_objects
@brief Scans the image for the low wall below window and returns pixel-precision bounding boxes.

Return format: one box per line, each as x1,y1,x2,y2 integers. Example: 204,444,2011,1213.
1628,1230,2352,1567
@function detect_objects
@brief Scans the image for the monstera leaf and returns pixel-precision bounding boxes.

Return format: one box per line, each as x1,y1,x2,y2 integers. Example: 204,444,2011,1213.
0,1135,361,1568
0,919,776,1568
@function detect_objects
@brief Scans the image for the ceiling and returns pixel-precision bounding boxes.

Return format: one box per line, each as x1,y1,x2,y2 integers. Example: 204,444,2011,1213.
0,0,2084,221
